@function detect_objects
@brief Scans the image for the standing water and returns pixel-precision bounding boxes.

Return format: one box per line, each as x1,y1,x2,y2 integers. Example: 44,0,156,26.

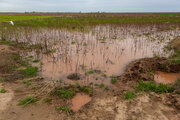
4,25,180,85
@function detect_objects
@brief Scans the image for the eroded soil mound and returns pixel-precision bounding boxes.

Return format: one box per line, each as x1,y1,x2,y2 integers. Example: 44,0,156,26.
118,57,180,84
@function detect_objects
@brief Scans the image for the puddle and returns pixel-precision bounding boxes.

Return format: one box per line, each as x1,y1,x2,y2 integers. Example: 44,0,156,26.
154,71,180,84
71,93,92,112
7,25,180,85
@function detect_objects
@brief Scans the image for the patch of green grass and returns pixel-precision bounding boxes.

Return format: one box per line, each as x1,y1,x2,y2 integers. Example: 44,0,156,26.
32,59,39,63
20,66,38,77
79,85,92,95
43,98,52,103
0,40,13,45
124,91,137,100
28,56,33,59
71,41,76,45
111,77,117,84
0,15,56,22
22,79,32,86
53,88,74,99
87,70,94,74
0,88,7,93
137,81,174,94
5,13,180,29
56,107,71,116
18,97,38,106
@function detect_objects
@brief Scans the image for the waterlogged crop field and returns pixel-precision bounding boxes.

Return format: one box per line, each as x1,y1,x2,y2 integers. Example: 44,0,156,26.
0,13,180,120
0,15,58,22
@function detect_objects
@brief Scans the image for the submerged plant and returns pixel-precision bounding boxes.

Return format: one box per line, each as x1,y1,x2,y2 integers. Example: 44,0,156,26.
32,59,40,63
87,70,94,74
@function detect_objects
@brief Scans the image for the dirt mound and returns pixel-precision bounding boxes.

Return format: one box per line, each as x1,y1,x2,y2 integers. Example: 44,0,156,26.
118,57,168,83
117,57,180,85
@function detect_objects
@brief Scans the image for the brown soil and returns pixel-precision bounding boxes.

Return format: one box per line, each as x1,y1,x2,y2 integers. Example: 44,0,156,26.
0,45,17,73
71,93,92,112
0,45,180,120
117,57,180,84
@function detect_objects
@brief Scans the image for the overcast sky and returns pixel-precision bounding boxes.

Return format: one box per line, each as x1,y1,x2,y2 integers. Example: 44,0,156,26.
0,0,180,12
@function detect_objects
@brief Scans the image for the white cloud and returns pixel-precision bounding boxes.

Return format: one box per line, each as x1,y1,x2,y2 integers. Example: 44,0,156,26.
0,0,179,12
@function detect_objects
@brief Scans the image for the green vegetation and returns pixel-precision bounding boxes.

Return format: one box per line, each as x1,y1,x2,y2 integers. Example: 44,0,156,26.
102,74,107,78
87,70,94,74
43,98,52,103
32,59,40,63
79,85,92,95
0,40,14,45
18,97,38,106
124,91,137,100
56,107,71,116
20,66,38,77
111,77,117,84
2,13,180,29
0,88,7,93
22,79,32,86
52,84,93,99
137,81,174,94
53,88,74,99
71,41,76,45
149,71,154,76
0,15,56,22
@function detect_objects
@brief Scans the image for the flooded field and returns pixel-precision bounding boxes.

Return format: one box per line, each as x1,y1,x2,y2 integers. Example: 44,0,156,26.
0,13,180,120
1,25,180,85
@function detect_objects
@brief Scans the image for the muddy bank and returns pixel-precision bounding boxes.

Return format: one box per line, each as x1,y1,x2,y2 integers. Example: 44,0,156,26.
117,57,180,84
0,43,180,120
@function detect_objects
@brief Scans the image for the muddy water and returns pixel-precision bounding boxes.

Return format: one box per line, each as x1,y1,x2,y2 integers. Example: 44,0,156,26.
15,25,180,85
154,71,180,84
71,93,92,112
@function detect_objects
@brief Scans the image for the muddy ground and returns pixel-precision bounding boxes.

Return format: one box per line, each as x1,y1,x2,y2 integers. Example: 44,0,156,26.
0,44,180,120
